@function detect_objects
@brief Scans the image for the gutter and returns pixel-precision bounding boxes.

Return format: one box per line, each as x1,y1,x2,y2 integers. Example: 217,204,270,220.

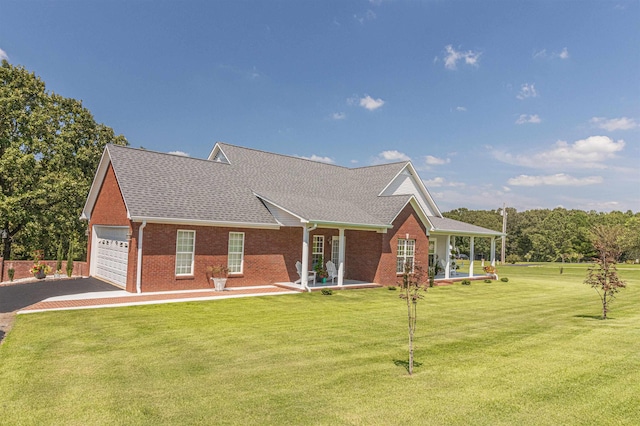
136,221,147,293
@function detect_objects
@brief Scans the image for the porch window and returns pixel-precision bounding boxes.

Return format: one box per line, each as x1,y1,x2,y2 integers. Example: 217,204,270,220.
228,232,244,274
397,238,415,273
312,235,324,268
175,230,195,275
331,237,340,262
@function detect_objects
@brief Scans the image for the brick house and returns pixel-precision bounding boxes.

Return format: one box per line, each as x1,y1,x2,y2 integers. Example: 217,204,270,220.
81,143,502,293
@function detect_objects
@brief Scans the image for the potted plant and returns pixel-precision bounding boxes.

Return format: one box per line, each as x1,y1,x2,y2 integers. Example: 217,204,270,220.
8,265,15,282
30,261,51,279
314,256,327,283
208,265,229,291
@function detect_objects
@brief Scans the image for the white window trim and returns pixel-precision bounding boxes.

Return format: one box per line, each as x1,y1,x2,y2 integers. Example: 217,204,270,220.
227,232,245,274
175,230,196,276
331,237,340,262
312,235,324,266
397,238,416,273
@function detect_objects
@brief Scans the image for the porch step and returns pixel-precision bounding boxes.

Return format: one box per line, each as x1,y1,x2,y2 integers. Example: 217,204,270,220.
434,280,454,286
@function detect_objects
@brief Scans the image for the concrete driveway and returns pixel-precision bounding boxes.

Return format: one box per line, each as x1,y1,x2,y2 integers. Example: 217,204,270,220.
0,277,119,343
0,277,120,314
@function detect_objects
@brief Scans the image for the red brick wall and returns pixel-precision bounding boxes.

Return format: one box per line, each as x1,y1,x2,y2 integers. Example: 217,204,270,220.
1,259,88,282
138,224,305,292
86,163,134,290
375,203,429,285
344,230,383,282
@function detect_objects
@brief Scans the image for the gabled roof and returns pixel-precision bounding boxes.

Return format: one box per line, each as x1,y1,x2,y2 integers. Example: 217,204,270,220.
82,142,468,232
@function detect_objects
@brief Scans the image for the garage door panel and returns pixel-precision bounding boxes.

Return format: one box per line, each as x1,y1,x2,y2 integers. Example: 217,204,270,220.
93,227,129,287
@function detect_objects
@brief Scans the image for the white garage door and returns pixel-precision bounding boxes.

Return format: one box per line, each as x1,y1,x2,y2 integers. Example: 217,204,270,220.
93,226,129,287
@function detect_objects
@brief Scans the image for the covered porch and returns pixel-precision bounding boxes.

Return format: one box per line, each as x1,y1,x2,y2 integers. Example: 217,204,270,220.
275,279,382,292
427,216,505,281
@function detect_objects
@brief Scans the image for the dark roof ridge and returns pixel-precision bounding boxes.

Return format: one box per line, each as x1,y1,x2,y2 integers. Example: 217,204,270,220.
351,161,409,170
217,142,351,170
107,143,226,165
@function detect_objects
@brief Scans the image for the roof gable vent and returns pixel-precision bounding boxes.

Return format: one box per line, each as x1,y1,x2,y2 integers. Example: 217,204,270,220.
211,149,229,164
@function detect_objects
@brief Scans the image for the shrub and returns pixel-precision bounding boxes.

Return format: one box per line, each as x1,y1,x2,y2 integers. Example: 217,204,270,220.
66,241,74,278
56,242,64,273
8,268,15,282
484,279,492,283
500,277,509,282
388,286,396,291
461,279,471,286
321,288,333,296
506,254,520,264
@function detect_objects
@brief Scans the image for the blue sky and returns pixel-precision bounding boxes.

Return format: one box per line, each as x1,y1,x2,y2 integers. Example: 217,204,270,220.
1,0,638,212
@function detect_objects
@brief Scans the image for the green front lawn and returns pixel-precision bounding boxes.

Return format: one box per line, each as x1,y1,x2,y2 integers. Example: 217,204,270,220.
1,264,639,425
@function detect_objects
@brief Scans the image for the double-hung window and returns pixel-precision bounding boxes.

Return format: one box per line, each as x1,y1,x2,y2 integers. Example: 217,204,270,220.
396,238,416,273
227,232,245,274
175,230,195,275
312,235,324,268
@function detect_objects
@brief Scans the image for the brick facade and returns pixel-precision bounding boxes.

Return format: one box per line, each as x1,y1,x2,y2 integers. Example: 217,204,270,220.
86,166,430,292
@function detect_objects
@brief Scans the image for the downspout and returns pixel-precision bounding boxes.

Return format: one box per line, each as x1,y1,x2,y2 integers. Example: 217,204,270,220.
136,221,147,294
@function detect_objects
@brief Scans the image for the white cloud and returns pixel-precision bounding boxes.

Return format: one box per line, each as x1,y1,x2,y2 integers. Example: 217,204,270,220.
299,155,335,164
168,150,190,157
455,106,467,112
590,116,637,131
517,83,538,100
507,173,603,187
424,155,451,166
0,48,8,61
494,136,626,169
515,114,541,124
354,9,376,24
442,45,481,70
424,177,445,187
331,112,346,120
358,95,385,111
532,49,547,59
533,47,569,60
422,177,465,188
556,47,569,59
373,150,411,164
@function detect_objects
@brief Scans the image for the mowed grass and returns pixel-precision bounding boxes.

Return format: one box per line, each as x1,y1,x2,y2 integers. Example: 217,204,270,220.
1,264,638,425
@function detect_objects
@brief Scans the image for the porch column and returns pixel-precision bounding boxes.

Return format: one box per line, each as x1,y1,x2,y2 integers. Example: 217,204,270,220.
490,237,496,267
301,226,310,290
445,235,451,279
337,228,345,287
469,236,475,278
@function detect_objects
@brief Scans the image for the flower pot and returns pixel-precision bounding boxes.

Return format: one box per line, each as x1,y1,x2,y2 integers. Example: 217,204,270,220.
212,278,227,291
35,270,46,279
322,278,327,283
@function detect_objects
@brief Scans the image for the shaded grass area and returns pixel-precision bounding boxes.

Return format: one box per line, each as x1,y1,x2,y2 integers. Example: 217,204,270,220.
1,264,639,425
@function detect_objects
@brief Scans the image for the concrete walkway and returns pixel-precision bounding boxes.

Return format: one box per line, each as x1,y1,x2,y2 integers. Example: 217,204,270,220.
18,285,299,314
0,277,299,315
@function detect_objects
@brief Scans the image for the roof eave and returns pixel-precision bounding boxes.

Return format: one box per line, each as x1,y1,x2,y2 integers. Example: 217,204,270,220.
430,229,505,237
129,216,281,229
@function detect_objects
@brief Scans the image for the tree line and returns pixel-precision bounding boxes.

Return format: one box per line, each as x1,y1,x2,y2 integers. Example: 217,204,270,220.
1,60,128,263
444,207,640,263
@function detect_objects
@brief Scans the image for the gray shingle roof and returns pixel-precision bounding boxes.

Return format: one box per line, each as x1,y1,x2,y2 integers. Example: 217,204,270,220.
217,143,411,226
101,143,414,228
107,145,277,225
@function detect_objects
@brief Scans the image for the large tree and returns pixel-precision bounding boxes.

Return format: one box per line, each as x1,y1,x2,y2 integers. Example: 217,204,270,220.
0,60,128,261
